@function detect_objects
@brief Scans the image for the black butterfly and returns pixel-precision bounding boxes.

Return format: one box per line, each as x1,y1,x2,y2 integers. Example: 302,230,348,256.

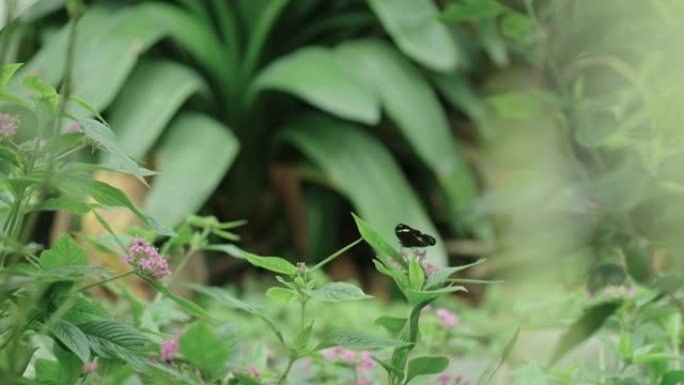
394,223,436,248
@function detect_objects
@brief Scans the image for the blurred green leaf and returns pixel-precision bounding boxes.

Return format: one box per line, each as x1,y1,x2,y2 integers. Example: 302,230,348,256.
367,0,458,72
253,46,380,124
550,302,621,364
242,251,297,275
337,40,478,216
179,322,229,372
322,330,410,350
108,60,205,159
279,115,448,265
144,113,239,227
0,63,22,89
441,1,504,23
143,278,211,320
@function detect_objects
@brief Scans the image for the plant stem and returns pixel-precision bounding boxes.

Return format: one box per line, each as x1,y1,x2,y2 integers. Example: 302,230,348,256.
276,355,295,385
300,298,307,330
78,270,136,292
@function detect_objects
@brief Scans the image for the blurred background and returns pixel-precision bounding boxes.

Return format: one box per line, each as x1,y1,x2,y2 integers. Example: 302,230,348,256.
2,0,684,381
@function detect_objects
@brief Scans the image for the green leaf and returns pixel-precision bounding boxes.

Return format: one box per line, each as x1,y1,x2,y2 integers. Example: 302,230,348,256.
242,251,297,275
266,287,296,304
374,316,407,338
278,116,446,264
35,359,61,384
500,12,536,46
107,60,204,159
662,370,684,385
308,282,372,302
39,235,88,271
143,278,211,320
51,321,90,363
367,0,458,72
441,1,504,23
0,63,23,89
0,146,21,167
406,356,449,384
403,285,467,305
78,320,148,371
179,322,229,372
252,46,380,124
23,74,59,111
478,328,519,385
144,113,239,227
322,330,410,350
31,196,92,215
408,257,425,289
550,302,621,364
292,322,314,351
352,213,407,269
618,327,634,361
53,344,82,385
425,258,487,289
337,40,479,216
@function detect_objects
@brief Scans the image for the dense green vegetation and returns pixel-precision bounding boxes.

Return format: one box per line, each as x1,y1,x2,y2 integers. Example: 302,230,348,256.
0,0,682,384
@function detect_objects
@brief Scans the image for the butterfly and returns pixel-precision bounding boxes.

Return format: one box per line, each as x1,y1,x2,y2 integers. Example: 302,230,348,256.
394,223,436,248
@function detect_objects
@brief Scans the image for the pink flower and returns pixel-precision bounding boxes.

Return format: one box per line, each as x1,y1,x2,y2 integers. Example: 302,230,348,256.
0,113,19,137
357,379,370,385
82,361,98,374
356,351,376,372
320,347,338,361
627,286,637,298
340,349,356,363
67,122,83,133
437,372,452,385
124,237,171,279
246,366,260,379
422,262,438,275
436,308,459,328
160,334,180,362
603,287,615,296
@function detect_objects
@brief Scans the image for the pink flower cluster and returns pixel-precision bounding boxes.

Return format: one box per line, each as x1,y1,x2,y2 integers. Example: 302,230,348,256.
82,361,98,374
602,285,636,298
124,237,171,279
160,334,180,362
320,347,377,374
67,121,83,133
436,308,459,328
0,113,19,137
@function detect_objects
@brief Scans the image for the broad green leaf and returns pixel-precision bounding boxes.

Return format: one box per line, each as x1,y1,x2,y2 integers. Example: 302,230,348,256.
336,40,478,217
179,322,229,372
367,0,458,72
406,356,449,383
143,278,211,320
292,322,314,351
51,321,90,363
441,1,504,23
242,251,297,275
39,235,88,271
425,258,487,289
0,146,21,167
432,72,489,140
78,320,148,371
500,12,536,46
308,282,372,302
252,46,380,124
550,302,621,364
108,60,205,159
68,5,168,112
53,344,82,385
35,359,61,384
408,257,425,289
31,196,92,215
144,113,239,227
279,116,447,265
322,330,410,350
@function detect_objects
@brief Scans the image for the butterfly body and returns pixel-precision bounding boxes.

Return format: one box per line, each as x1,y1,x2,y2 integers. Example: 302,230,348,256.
394,223,436,248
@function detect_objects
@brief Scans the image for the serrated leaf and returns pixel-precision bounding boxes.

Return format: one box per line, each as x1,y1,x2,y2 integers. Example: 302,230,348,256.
406,356,449,383
179,322,229,372
39,235,88,271
242,251,297,275
308,282,372,302
322,330,410,350
51,321,90,363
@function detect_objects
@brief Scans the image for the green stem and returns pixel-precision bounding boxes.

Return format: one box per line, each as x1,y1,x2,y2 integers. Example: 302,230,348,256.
300,298,307,330
276,355,296,385
78,270,136,292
